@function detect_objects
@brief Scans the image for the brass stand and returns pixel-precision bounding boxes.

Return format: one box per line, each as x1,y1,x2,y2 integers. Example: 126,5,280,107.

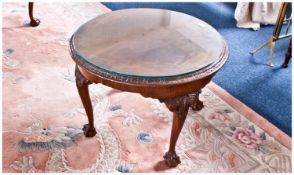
250,2,291,67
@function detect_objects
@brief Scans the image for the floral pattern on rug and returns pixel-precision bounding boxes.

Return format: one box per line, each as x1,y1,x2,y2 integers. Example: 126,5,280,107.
3,2,291,173
197,90,292,172
6,87,123,172
5,84,291,173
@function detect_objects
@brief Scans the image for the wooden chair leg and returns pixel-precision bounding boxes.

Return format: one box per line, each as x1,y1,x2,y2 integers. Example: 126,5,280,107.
28,2,40,27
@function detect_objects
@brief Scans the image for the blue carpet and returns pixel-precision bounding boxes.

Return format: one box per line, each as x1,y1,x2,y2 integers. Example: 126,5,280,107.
102,2,292,136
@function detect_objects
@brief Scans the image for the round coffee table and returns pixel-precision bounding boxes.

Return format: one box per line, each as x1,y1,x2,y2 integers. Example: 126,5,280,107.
70,8,228,167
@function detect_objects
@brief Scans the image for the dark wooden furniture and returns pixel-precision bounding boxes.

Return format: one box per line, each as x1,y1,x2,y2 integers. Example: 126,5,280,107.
282,38,292,68
28,2,40,27
69,9,228,167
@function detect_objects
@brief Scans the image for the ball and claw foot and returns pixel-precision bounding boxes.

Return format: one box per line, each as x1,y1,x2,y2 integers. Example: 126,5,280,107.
82,124,97,137
163,152,181,167
30,18,40,27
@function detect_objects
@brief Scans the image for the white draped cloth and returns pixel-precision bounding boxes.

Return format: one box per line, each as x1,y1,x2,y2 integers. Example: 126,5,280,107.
234,2,282,30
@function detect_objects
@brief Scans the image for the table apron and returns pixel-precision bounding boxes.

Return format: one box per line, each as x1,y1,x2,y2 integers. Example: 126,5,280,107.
78,65,215,98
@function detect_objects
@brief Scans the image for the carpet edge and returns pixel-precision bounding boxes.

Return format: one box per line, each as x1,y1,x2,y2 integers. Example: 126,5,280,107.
207,82,292,150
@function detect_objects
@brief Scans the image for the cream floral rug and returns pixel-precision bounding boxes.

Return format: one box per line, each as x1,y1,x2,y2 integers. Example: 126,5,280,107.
2,2,291,173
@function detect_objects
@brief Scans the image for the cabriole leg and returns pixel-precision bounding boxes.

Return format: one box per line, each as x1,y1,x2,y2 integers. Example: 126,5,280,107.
75,66,97,137
28,2,40,27
160,91,204,167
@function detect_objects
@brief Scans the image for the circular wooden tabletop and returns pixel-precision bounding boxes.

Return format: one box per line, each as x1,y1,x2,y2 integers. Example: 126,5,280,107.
70,8,228,98
71,8,228,78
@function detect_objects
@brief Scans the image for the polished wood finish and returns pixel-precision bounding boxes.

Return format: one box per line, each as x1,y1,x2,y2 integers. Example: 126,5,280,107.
282,38,292,68
160,91,203,166
75,66,97,137
73,41,227,167
72,8,225,77
28,2,40,27
71,37,228,99
70,9,229,167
